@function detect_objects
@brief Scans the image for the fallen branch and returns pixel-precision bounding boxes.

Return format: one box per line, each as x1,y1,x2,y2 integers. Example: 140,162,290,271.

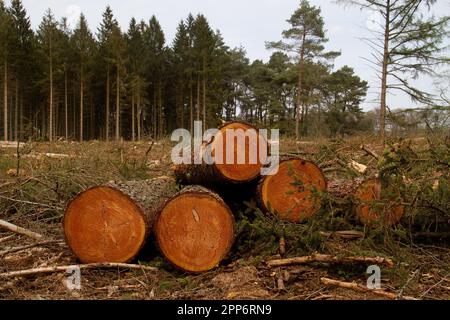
361,145,380,160
0,240,64,257
0,235,16,243
0,195,63,210
0,141,25,148
267,254,394,268
319,230,364,240
320,277,417,300
0,219,44,240
0,263,159,278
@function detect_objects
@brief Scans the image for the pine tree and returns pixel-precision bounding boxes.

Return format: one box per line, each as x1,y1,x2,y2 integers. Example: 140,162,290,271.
323,66,368,137
266,0,339,140
110,23,126,141
98,6,116,141
142,16,166,139
72,13,94,142
9,0,35,141
37,9,59,141
126,18,147,141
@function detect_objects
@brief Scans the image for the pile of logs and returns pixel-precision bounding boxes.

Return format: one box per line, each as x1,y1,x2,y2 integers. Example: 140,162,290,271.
62,121,404,273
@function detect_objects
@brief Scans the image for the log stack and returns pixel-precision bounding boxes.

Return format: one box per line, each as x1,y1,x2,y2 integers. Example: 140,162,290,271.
62,120,404,273
64,177,235,272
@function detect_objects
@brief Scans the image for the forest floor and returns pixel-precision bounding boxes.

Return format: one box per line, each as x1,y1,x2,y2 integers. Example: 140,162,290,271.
0,135,449,300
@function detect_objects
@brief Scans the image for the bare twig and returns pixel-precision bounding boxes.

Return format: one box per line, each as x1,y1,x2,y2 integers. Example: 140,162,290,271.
0,240,63,257
0,219,45,240
0,263,159,278
0,195,62,210
320,277,417,300
398,269,420,299
319,230,364,240
267,254,394,268
0,235,16,244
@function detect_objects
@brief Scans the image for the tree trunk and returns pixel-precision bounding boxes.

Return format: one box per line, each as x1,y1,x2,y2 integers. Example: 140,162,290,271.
63,176,178,263
154,185,235,273
173,121,268,185
202,57,206,131
196,74,200,121
79,67,84,142
14,79,18,142
49,39,53,142
64,68,68,140
258,158,326,223
380,0,391,139
137,91,141,141
115,67,120,141
106,65,110,141
19,95,23,141
158,80,163,138
131,89,135,141
189,82,193,136
295,30,307,141
3,60,7,142
153,85,157,139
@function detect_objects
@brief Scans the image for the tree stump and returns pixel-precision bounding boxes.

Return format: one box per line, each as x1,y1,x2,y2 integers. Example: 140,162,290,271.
259,158,326,223
155,186,235,273
63,176,177,263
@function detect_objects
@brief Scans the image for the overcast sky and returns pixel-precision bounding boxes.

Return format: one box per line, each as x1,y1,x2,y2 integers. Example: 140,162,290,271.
11,0,450,110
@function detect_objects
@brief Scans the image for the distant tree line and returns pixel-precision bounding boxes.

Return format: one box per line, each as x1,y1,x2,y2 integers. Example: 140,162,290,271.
0,0,447,142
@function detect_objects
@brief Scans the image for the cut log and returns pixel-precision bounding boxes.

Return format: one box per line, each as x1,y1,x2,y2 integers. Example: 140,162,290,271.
63,176,177,264
155,186,235,273
259,159,326,222
173,121,268,185
353,178,404,225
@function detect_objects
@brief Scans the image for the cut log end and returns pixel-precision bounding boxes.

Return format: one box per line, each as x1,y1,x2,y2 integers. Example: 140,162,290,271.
261,159,326,223
63,186,147,263
354,178,404,225
212,122,268,183
155,187,235,273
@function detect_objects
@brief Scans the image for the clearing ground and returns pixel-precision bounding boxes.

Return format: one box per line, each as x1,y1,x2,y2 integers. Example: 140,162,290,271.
0,136,449,300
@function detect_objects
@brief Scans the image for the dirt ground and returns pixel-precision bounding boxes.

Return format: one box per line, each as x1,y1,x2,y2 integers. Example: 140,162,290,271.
0,136,449,300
